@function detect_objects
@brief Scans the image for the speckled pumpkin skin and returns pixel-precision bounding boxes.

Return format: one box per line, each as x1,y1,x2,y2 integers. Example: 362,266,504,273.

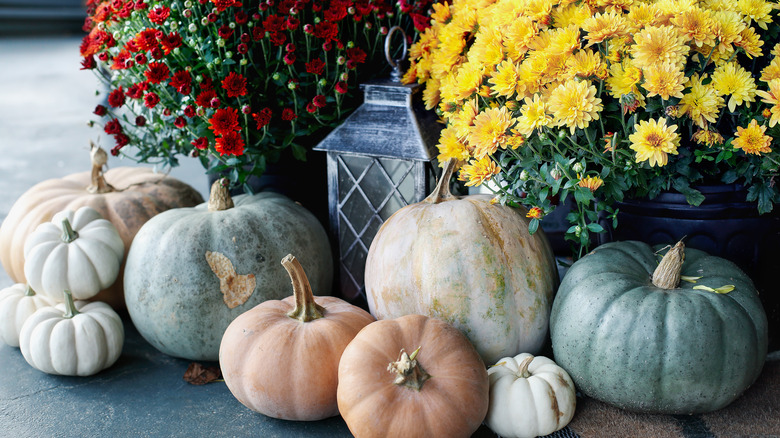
365,194,559,365
550,241,768,414
124,192,333,361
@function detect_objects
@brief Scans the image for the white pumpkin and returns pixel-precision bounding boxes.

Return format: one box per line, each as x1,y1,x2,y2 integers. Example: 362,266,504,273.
23,206,124,301
19,290,124,376
0,283,56,347
486,353,576,438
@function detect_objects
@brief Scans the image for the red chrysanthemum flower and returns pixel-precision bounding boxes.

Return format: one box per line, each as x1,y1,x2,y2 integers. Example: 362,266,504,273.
144,92,160,108
111,51,132,70
159,32,182,54
211,0,242,13
151,47,164,59
209,107,241,135
94,105,107,116
174,116,187,128
263,15,286,33
134,29,158,51
145,62,170,84
170,70,192,94
324,2,349,22
147,6,170,25
282,108,297,121
134,0,147,10
215,131,245,156
192,137,209,150
104,118,123,135
252,26,264,41
269,31,287,47
184,105,196,118
136,115,146,126
253,108,272,129
218,25,234,39
306,102,317,113
335,81,348,94
134,52,147,65
80,56,96,70
313,94,327,108
286,17,300,31
313,21,338,41
221,72,247,98
346,47,367,65
108,87,126,108
305,58,325,75
411,13,431,32
126,82,147,99
284,53,296,65
200,76,214,90
235,10,249,25
114,133,130,147
196,89,217,107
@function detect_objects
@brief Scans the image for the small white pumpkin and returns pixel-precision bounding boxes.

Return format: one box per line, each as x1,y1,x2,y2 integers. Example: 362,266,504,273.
0,283,56,347
23,206,124,301
486,353,576,438
19,290,124,376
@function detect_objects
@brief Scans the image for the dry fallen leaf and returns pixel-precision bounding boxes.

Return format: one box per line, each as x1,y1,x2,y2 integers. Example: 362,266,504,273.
183,362,223,385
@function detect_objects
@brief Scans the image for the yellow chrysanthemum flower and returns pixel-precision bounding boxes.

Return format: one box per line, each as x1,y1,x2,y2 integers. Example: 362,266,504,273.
692,128,725,147
468,106,515,159
703,0,732,11
772,42,780,58
546,24,582,56
631,25,690,70
737,0,773,30
581,10,629,47
628,118,680,167
517,52,549,96
422,78,441,111
526,0,556,24
467,28,505,72
503,16,538,62
642,62,689,100
606,60,642,98
732,119,772,155
453,98,480,138
679,75,725,128
515,94,553,136
547,80,603,134
578,175,605,192
489,60,521,98
626,3,663,33
670,7,716,47
454,62,484,101
459,157,499,187
430,2,452,24
654,0,697,23
712,11,747,54
711,61,758,112
567,49,607,79
756,79,780,127
761,57,780,83
437,126,472,164
552,2,593,28
735,27,764,59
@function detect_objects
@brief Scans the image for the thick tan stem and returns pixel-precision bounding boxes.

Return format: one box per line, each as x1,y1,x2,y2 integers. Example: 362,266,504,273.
652,241,685,289
282,254,324,322
516,355,535,379
87,143,116,194
388,347,431,391
208,178,235,212
423,159,461,204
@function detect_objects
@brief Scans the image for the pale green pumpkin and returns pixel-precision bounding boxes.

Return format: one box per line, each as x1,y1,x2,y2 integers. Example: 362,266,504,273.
365,160,559,365
124,179,333,361
550,240,768,414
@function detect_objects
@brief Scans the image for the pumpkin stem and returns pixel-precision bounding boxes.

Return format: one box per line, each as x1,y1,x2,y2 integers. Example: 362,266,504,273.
24,284,36,297
86,143,116,194
517,355,535,379
388,347,431,391
423,159,461,205
62,290,80,319
282,254,325,323
652,240,685,290
208,178,235,212
60,218,79,243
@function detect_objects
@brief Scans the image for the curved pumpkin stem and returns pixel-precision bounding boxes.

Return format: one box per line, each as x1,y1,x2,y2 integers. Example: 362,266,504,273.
87,143,116,194
282,254,324,323
388,347,431,391
60,218,79,243
208,178,235,212
62,290,80,319
423,159,461,205
516,355,535,379
652,240,685,290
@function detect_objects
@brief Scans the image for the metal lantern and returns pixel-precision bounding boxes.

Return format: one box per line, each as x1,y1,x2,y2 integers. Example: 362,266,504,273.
314,27,441,303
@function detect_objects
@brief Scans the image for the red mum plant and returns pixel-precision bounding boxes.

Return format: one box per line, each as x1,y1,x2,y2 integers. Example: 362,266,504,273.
82,0,434,187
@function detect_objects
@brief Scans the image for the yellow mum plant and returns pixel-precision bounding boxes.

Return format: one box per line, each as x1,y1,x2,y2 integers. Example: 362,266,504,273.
407,0,780,257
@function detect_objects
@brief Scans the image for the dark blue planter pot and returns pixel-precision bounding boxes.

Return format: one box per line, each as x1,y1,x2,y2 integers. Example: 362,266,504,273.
599,184,780,352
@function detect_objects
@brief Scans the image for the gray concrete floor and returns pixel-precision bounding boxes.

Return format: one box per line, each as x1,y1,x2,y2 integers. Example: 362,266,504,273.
0,35,209,288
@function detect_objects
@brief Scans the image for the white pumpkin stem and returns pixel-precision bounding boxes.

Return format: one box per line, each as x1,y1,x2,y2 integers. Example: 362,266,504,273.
517,355,535,379
208,178,235,212
60,218,79,243
652,240,685,290
24,284,36,297
87,143,116,194
282,254,324,322
62,290,80,319
388,347,431,391
423,159,461,205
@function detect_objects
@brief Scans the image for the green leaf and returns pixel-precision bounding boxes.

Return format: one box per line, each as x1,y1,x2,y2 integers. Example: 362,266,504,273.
672,179,705,206
574,187,594,205
529,219,540,234
693,284,735,294
291,143,307,161
586,223,604,233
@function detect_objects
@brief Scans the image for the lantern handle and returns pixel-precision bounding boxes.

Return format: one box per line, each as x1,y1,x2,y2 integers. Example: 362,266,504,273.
384,26,408,82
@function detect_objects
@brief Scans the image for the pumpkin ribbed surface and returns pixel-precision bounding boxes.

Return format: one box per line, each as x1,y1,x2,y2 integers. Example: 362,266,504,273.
550,240,768,414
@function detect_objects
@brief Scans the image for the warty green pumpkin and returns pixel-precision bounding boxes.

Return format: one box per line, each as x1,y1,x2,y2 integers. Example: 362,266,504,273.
550,240,768,414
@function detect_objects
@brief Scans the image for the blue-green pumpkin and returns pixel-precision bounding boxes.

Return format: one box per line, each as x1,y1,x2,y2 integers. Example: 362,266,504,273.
124,179,333,361
550,240,767,414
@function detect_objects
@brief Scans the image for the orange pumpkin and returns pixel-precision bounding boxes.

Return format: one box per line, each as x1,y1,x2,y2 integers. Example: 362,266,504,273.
219,254,375,421
0,145,203,309
337,314,489,438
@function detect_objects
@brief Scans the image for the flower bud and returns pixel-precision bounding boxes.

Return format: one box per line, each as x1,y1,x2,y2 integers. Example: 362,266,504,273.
216,39,225,47
550,168,562,181
188,23,197,32
184,0,192,7
318,78,328,87
184,9,192,18
519,170,529,181
337,56,346,65
288,80,297,90
340,72,349,81
572,162,585,173
272,72,281,81
225,51,233,59
201,17,208,26
241,105,251,114
240,58,248,65
380,26,388,35
169,21,178,30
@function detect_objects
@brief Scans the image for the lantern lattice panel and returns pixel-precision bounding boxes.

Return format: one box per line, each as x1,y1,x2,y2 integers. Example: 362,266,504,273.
336,155,418,299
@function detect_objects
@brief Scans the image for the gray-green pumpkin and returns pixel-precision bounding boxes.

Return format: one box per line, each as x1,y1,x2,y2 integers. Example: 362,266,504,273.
550,240,767,414
124,179,333,361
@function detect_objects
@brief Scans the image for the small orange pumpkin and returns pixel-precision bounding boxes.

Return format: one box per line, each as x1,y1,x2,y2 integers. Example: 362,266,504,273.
0,145,203,309
337,314,490,438
219,254,374,421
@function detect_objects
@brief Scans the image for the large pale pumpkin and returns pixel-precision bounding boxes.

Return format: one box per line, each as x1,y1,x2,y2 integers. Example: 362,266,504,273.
365,160,558,364
337,314,490,438
0,145,203,309
220,254,374,421
124,179,333,361
550,240,768,414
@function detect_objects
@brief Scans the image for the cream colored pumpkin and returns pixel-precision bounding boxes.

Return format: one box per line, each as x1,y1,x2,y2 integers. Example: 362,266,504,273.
486,353,576,438
23,206,124,301
0,283,56,347
19,290,124,376
365,160,559,365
